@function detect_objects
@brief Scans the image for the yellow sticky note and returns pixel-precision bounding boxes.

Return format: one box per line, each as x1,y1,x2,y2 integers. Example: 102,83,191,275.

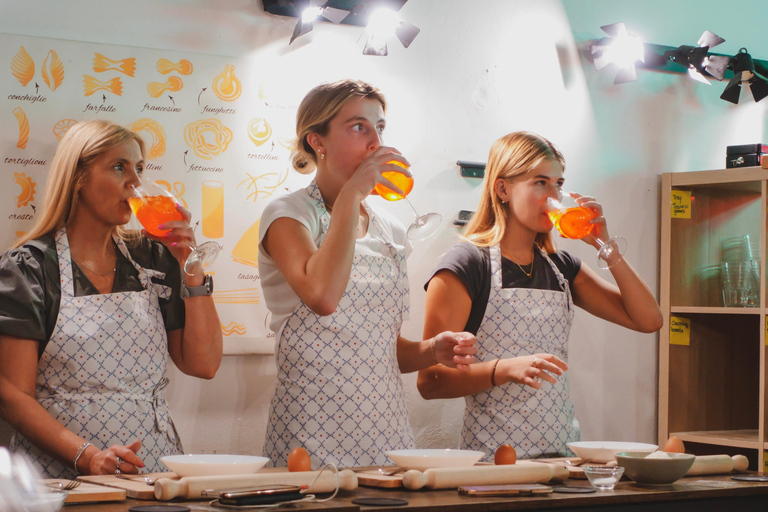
670,316,690,346
671,190,691,219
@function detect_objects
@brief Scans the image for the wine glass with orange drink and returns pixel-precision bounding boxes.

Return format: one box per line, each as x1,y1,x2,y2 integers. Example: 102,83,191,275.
375,161,442,241
546,191,626,269
128,177,222,275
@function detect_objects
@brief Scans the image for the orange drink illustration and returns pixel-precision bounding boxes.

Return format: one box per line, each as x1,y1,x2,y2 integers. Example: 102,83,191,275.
547,206,594,239
11,46,34,86
202,181,224,239
128,195,184,238
374,162,414,201
212,64,242,101
92,53,136,76
157,58,193,75
83,75,123,96
41,50,64,90
13,107,29,149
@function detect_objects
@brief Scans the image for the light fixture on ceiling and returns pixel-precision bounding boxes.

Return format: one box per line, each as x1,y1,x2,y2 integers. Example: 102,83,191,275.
662,30,730,84
720,48,768,104
361,7,420,56
590,23,645,84
289,2,351,44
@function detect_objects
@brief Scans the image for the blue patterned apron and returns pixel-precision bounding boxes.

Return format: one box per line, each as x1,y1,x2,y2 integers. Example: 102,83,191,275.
461,245,579,461
11,229,183,478
263,180,415,468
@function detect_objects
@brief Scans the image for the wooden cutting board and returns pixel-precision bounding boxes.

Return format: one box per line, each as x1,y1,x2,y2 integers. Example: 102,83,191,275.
43,479,126,503
79,472,178,500
356,467,404,488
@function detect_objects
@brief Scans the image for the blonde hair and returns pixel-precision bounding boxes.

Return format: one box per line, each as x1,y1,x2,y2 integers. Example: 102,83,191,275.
291,79,386,174
14,119,145,249
463,131,565,253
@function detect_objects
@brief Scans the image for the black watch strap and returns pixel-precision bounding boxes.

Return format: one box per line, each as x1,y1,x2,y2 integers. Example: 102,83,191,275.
181,274,213,298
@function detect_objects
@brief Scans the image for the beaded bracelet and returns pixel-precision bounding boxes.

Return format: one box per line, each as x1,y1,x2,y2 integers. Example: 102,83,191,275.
490,358,501,386
73,441,92,475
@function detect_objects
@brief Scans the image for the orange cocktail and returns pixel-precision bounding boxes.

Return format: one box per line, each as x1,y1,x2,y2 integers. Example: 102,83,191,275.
547,206,594,239
374,161,414,201
128,195,184,237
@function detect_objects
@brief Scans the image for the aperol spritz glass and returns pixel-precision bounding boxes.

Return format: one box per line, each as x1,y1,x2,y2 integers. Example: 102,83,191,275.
546,191,626,269
374,162,441,241
128,177,221,275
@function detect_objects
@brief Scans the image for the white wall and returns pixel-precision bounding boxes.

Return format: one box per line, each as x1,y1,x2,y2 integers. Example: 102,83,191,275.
1,0,766,457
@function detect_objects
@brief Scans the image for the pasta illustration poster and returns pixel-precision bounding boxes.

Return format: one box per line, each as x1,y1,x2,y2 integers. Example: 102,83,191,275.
1,33,310,354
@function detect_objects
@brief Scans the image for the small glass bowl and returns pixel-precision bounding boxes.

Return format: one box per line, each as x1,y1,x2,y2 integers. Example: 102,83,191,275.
583,465,624,491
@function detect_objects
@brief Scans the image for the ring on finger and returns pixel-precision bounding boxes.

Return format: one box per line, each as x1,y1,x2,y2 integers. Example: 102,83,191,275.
532,358,539,369
115,466,122,474
117,456,125,466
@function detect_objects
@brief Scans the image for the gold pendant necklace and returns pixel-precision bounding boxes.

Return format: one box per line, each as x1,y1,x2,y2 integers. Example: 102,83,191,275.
72,255,116,277
511,247,535,279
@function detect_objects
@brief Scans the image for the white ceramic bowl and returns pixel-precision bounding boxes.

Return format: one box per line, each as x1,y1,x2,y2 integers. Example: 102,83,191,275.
160,454,269,477
385,449,485,471
567,441,658,463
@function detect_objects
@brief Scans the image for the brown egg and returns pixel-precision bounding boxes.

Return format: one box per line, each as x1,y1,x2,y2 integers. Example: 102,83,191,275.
664,436,685,453
287,446,312,472
494,444,517,465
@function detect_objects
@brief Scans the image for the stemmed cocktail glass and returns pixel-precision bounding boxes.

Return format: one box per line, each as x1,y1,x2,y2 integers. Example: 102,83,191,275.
375,162,442,241
546,191,626,269
128,177,221,275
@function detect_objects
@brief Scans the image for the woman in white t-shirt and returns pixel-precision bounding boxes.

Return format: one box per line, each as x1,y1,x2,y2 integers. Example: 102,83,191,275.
258,80,476,468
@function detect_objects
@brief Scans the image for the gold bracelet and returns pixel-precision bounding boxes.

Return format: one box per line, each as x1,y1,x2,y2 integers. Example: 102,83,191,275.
73,441,92,475
490,358,501,386
430,338,437,366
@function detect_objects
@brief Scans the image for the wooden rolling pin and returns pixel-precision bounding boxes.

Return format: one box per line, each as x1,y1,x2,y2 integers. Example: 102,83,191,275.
686,454,749,476
154,469,358,501
401,462,569,490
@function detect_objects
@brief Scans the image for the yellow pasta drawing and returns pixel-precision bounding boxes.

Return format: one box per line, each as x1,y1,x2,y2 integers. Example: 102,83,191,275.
13,172,36,208
83,75,123,96
13,107,29,149
11,46,35,87
41,50,65,91
157,58,193,75
221,322,247,336
155,180,188,209
236,168,289,202
184,119,233,160
92,53,136,76
247,118,273,147
147,76,183,98
212,288,260,305
212,64,242,102
53,119,77,141
126,118,167,159
231,219,260,268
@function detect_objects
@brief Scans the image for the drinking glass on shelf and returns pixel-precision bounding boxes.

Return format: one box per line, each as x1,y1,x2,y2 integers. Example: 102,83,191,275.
374,161,442,241
546,191,626,269
128,177,221,275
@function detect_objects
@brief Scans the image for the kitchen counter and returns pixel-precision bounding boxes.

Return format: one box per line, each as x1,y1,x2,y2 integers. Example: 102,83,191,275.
63,474,768,512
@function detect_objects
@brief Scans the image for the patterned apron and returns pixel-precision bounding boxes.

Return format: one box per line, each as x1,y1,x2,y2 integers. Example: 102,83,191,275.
263,180,415,468
11,229,183,478
461,245,579,461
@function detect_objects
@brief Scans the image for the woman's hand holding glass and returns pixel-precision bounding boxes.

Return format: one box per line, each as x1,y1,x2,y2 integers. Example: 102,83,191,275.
432,331,477,370
546,191,626,269
128,177,221,275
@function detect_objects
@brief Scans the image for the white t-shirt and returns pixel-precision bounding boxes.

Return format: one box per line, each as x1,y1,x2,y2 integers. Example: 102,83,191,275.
258,186,411,337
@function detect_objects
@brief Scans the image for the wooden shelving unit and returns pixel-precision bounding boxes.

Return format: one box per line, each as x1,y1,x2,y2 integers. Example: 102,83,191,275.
659,167,768,473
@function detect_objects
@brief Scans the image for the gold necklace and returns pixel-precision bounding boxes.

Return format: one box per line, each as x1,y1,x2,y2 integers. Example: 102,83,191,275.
71,247,117,277
509,248,535,279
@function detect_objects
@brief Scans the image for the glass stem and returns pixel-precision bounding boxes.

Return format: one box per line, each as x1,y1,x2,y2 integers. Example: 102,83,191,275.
404,197,421,218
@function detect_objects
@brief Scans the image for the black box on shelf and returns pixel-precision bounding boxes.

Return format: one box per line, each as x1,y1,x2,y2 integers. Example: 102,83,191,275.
726,143,768,168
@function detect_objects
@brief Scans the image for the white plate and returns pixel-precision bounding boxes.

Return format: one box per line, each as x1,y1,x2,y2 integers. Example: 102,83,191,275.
385,449,485,471
567,441,658,463
160,454,269,477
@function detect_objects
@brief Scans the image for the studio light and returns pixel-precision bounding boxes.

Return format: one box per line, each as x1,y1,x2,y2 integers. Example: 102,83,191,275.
289,2,350,45
663,30,730,84
362,7,420,56
720,48,768,104
590,23,645,84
